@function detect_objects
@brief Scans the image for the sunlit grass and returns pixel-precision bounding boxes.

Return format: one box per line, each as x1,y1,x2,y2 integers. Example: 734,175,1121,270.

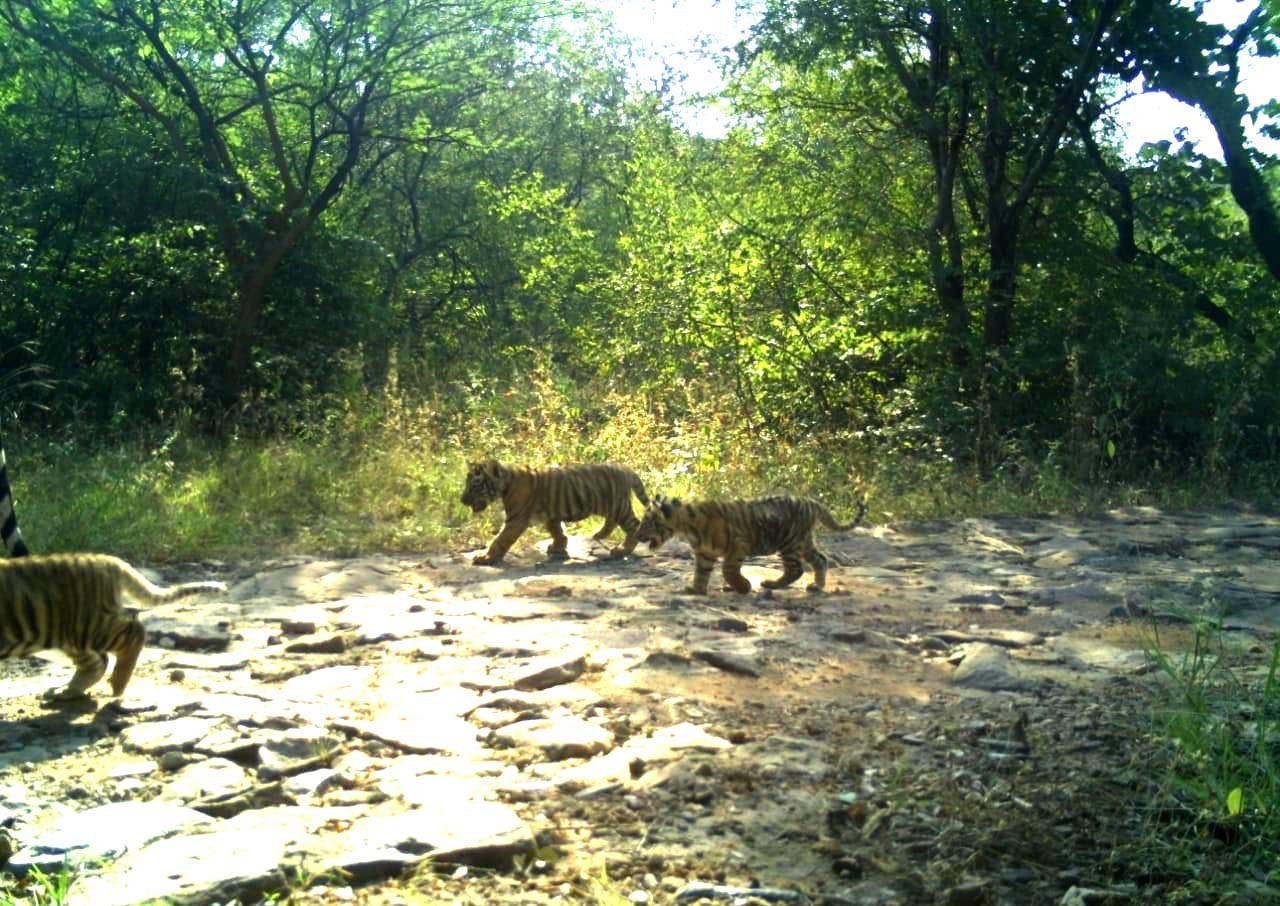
1124,616,1280,899
3,376,1270,562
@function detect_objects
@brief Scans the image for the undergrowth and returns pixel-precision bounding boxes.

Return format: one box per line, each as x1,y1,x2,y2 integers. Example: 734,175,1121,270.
1127,611,1280,901
3,373,1272,562
0,866,74,906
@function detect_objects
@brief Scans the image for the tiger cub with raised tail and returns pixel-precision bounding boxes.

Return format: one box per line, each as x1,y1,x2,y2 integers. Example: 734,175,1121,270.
637,495,865,595
0,554,226,700
462,460,650,564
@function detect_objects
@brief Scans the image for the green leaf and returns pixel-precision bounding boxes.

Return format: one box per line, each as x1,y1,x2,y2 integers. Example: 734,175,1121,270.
1226,786,1244,817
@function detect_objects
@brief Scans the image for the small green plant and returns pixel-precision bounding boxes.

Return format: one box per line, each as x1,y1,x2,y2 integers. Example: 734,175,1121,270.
0,865,76,906
1140,614,1280,896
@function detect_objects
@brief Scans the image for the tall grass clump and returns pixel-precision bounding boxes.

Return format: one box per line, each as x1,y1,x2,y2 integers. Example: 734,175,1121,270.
1134,613,1280,899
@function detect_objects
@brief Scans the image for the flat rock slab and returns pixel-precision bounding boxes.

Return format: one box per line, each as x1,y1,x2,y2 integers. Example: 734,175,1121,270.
238,560,408,601
258,727,345,779
7,801,213,873
160,757,251,801
6,511,1280,905
279,665,377,701
1049,636,1153,673
491,716,615,760
508,653,588,691
337,714,483,755
147,618,233,653
121,717,226,754
950,644,1038,693
317,801,536,880
68,806,338,906
930,628,1043,648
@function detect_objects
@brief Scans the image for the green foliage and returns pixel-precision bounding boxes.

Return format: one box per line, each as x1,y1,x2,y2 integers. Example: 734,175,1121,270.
0,0,1278,492
1135,614,1280,897
0,865,75,906
5,380,1267,565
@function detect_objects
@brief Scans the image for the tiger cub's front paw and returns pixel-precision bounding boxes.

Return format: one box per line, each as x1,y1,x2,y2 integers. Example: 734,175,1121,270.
471,553,503,566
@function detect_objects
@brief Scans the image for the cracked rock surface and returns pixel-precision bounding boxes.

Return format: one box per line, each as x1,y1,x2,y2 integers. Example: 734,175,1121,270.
2,506,1279,904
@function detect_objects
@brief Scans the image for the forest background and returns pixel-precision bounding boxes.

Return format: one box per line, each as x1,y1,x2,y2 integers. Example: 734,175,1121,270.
0,0,1278,560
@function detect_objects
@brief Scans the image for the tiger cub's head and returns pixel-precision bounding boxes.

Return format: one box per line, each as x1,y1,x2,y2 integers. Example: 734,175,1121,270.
637,495,681,549
461,460,511,514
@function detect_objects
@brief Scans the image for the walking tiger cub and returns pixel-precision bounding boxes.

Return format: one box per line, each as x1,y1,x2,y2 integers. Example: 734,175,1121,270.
462,460,649,564
0,554,226,700
637,494,866,595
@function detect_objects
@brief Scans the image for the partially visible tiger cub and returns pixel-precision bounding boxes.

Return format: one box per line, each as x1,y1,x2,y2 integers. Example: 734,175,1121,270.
0,437,30,557
461,460,650,564
0,554,226,701
637,495,865,595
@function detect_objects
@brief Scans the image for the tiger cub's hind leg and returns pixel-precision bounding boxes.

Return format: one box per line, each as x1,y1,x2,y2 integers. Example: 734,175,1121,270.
805,546,830,593
108,617,147,696
545,519,570,560
608,514,641,559
45,650,109,701
761,554,805,590
591,518,618,543
721,559,754,594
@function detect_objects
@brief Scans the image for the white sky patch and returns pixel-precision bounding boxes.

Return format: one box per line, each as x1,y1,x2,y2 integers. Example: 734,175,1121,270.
591,0,1277,158
1112,1,1280,158
587,0,751,136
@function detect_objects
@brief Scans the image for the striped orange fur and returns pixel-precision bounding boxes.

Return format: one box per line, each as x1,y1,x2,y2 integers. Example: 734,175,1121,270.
461,460,649,564
0,554,225,700
638,495,865,594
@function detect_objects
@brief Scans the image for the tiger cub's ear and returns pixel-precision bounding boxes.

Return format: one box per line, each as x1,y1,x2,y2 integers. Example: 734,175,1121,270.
659,497,678,519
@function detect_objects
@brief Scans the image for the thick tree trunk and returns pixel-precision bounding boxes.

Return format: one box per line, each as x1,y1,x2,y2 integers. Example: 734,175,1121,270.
223,269,268,408
1201,99,1280,282
1142,9,1280,281
984,209,1017,350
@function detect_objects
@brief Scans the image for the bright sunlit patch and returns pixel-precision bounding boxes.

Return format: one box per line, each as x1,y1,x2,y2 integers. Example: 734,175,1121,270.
586,0,757,136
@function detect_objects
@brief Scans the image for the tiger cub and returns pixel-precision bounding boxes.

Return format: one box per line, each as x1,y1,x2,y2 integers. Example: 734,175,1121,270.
0,554,226,701
461,460,650,565
637,495,865,595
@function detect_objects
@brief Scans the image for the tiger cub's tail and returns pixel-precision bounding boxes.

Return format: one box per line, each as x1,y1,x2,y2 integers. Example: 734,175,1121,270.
632,473,651,506
113,557,227,604
0,439,30,557
814,498,868,532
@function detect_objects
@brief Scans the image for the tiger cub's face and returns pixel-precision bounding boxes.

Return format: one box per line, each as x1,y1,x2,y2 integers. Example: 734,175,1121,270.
461,460,508,514
637,496,680,549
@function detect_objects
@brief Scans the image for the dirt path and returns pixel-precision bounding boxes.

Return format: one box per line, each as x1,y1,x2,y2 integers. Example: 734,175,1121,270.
1,507,1278,905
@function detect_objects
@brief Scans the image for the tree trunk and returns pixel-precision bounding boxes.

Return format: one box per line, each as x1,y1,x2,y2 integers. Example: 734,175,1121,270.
1201,98,1280,282
223,269,267,408
929,149,971,370
984,208,1017,350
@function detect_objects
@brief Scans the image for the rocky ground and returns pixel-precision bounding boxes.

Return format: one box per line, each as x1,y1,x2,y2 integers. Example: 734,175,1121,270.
2,507,1279,906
